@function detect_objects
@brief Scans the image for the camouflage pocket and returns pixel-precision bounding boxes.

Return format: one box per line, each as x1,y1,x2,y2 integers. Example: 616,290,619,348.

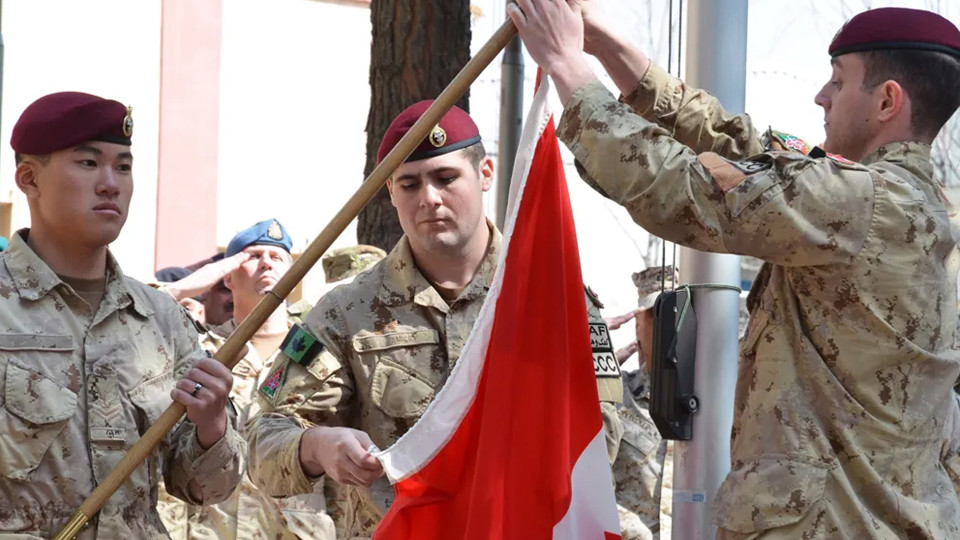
0,358,78,479
369,359,436,419
129,371,176,427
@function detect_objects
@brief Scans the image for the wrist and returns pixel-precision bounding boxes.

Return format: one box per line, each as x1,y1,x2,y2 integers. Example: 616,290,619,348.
299,427,326,478
195,413,227,450
547,54,597,106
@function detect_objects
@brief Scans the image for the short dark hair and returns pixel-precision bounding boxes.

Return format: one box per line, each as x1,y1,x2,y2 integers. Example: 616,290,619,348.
14,153,49,166
461,141,487,169
859,49,960,140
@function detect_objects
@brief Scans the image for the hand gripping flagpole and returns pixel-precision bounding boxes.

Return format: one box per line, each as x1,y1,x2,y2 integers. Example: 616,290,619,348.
53,20,518,540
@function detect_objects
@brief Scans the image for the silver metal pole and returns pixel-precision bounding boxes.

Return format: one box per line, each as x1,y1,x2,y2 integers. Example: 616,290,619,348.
496,28,524,230
672,0,747,538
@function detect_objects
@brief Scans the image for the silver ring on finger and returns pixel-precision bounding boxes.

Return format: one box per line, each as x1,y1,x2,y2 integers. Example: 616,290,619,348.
191,382,203,397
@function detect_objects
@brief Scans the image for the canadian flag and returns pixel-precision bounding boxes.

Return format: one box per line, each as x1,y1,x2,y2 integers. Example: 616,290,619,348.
373,75,621,540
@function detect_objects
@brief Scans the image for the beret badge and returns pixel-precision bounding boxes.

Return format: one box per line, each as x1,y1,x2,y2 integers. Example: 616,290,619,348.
267,220,283,241
123,106,134,138
429,125,447,148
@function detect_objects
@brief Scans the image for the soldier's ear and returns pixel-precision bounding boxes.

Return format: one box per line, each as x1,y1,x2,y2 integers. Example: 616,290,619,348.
15,160,41,198
876,79,905,124
479,157,494,192
386,178,397,207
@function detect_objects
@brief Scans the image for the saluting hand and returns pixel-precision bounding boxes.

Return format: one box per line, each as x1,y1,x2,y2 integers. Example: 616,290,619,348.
172,357,234,449
299,426,385,487
163,252,251,301
605,308,642,330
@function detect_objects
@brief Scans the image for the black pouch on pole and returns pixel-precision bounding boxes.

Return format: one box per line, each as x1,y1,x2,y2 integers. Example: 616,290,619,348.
650,288,700,440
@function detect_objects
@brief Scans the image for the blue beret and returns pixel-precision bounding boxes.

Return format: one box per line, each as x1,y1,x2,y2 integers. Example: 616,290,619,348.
11,92,133,154
0,237,7,252
226,219,293,257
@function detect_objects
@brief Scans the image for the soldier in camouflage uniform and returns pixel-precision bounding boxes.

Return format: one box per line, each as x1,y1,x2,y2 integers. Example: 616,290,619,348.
246,101,623,539
613,266,677,540
513,2,960,538
158,219,334,540
0,92,243,539
313,245,387,300
585,285,627,462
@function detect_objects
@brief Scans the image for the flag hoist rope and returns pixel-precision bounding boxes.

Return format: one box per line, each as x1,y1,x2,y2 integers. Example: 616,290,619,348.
52,20,519,540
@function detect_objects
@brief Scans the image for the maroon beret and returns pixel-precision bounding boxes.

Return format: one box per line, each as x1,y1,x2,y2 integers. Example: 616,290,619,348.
829,8,960,58
11,92,133,154
377,100,482,163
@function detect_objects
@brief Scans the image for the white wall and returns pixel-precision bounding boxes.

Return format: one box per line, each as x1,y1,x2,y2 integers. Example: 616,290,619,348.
218,0,372,301
0,0,162,280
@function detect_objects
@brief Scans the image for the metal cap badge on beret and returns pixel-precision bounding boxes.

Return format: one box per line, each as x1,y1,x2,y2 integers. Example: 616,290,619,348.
377,100,482,164
11,92,133,154
829,8,960,58
632,265,678,310
322,245,386,283
226,219,293,257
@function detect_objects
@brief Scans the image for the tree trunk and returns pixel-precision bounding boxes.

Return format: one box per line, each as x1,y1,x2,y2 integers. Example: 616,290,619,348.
357,0,472,250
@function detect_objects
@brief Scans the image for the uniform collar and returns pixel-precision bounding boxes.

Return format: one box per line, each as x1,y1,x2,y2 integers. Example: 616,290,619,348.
3,228,152,318
861,141,931,168
207,315,295,378
378,219,502,311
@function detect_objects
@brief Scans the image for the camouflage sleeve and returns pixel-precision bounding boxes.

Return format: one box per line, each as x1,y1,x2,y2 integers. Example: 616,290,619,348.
558,80,876,267
942,393,960,499
601,401,623,465
163,307,244,505
246,295,357,498
621,62,765,159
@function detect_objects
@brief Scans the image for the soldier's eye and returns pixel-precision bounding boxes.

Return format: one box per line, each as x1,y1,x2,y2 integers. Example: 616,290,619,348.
78,159,98,168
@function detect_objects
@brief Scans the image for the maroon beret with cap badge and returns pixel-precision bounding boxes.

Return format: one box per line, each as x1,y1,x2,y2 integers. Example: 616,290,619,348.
829,7,960,58
377,100,482,163
11,91,133,154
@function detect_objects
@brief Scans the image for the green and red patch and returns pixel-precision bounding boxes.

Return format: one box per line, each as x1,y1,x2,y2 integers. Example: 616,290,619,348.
259,364,287,399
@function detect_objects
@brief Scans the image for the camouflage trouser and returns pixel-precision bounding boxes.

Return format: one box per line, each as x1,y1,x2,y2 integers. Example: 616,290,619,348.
618,504,654,540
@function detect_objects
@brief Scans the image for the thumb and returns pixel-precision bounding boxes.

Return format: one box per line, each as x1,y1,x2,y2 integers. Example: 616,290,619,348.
346,430,382,470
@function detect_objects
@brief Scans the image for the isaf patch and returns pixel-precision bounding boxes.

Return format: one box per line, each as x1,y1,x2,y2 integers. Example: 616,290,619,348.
259,363,287,400
590,322,620,378
280,324,325,367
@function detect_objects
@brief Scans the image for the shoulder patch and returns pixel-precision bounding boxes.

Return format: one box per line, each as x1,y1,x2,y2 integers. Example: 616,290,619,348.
280,324,325,367
698,152,772,193
767,129,812,155
589,321,621,379
259,362,287,401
